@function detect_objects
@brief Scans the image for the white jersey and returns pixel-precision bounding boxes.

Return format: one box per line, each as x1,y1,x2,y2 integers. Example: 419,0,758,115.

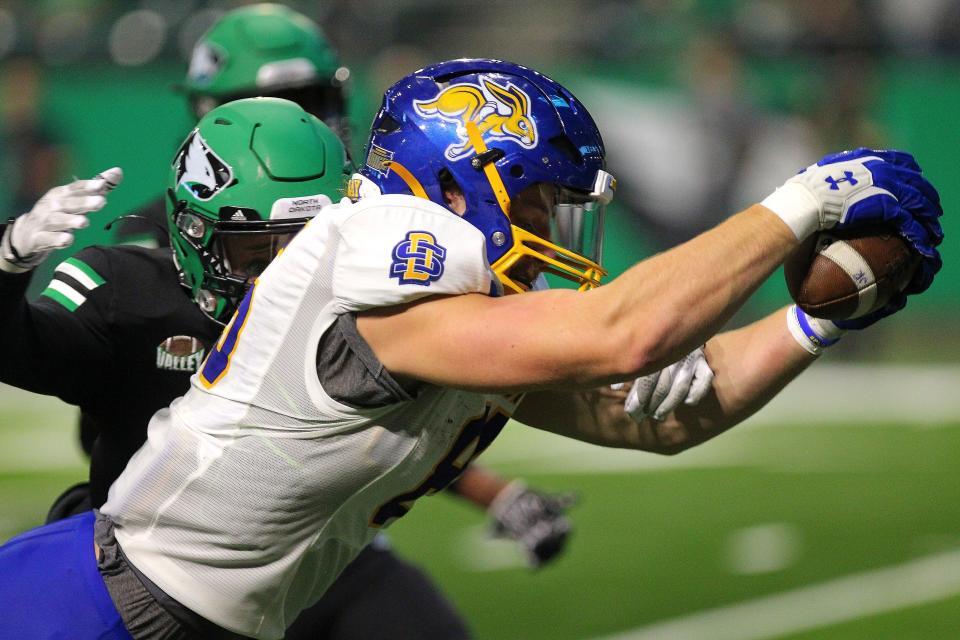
101,195,519,639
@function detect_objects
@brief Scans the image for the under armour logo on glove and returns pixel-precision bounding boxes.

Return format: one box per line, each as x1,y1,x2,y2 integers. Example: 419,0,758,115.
763,148,943,329
824,171,858,190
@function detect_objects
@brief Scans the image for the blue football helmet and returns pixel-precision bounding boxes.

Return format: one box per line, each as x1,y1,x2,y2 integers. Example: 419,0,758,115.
358,58,616,293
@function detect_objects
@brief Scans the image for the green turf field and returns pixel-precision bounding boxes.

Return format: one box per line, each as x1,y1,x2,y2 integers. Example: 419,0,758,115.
2,384,959,639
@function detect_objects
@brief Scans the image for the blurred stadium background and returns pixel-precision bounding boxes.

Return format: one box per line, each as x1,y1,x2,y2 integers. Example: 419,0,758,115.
1,0,959,638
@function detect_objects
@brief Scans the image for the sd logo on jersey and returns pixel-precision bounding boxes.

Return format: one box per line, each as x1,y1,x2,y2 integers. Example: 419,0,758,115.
173,130,234,201
413,78,538,161
390,231,446,286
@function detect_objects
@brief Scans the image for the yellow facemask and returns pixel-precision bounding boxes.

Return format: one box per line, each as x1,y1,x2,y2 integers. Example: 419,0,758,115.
364,120,616,295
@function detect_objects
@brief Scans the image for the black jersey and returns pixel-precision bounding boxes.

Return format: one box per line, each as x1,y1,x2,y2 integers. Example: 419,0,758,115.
0,245,220,506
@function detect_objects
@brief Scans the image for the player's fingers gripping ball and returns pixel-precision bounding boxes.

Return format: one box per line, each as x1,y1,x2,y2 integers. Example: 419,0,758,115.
825,149,942,296
765,149,943,328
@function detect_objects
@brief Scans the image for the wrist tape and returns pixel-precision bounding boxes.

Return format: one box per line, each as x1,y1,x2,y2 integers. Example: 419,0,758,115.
786,305,844,355
761,182,820,241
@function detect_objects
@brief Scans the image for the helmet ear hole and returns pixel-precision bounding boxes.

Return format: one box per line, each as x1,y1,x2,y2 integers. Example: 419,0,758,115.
548,135,583,164
510,165,524,178
438,168,460,193
437,168,466,212
375,113,402,135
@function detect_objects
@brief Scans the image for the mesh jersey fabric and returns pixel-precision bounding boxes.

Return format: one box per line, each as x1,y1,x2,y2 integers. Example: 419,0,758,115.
102,195,516,639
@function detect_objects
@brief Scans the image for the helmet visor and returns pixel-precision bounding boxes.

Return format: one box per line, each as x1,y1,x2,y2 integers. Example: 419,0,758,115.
172,202,307,284
543,169,616,264
493,170,615,294
213,219,307,282
217,232,291,281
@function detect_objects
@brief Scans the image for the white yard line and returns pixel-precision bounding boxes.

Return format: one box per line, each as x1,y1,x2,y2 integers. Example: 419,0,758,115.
591,547,960,640
745,363,960,427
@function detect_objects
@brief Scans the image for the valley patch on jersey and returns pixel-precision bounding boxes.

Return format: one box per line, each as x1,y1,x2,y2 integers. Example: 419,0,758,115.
156,335,206,372
40,257,105,312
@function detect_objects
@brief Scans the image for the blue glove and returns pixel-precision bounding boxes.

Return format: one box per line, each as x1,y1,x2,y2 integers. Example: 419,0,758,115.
832,292,907,330
763,149,943,329
816,149,942,296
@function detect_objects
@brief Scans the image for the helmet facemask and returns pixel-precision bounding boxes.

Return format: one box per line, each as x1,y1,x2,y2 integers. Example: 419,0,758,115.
456,119,615,294
167,190,309,322
166,97,350,325
489,173,615,294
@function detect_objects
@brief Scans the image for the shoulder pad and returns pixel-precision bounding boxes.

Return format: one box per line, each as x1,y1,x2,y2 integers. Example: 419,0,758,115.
333,195,498,312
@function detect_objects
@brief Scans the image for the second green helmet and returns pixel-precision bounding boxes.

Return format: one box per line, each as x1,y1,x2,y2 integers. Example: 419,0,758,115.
167,96,350,323
184,3,350,141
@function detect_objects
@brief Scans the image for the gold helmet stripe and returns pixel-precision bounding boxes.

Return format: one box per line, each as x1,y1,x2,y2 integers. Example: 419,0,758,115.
465,121,511,215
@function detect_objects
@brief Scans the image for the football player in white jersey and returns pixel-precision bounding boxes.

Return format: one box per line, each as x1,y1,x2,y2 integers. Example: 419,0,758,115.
35,4,581,639
0,59,943,640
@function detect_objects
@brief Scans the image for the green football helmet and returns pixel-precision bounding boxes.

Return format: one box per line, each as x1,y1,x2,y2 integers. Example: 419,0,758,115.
167,97,350,324
183,3,351,142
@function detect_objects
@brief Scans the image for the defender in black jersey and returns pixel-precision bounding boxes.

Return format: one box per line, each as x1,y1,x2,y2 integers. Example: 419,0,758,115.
0,6,577,637
0,96,574,638
0,241,477,639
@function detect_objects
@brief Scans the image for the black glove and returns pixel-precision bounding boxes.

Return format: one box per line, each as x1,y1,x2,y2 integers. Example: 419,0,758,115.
488,482,576,568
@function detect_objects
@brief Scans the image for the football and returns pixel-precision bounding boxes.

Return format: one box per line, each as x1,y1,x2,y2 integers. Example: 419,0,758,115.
158,335,203,357
784,226,920,320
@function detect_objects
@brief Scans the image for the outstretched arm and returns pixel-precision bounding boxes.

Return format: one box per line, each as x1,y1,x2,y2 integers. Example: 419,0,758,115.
512,307,817,454
361,204,797,392
359,150,940,395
